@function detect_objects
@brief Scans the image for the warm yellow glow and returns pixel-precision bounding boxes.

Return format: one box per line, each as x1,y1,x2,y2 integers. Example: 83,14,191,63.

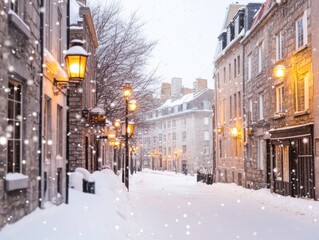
273,64,286,78
107,129,116,140
65,54,87,80
217,126,223,134
128,100,138,112
127,122,135,137
230,127,239,138
122,83,132,98
113,119,121,129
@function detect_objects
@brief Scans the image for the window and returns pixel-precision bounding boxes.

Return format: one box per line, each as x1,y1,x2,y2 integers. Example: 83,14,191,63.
234,58,237,78
275,84,284,113
163,134,166,143
295,73,309,112
221,99,226,123
182,131,186,141
7,81,22,173
172,120,176,128
173,132,176,142
237,55,240,75
159,133,162,142
258,94,264,120
229,63,231,81
234,94,237,119
167,120,171,128
10,0,19,14
153,137,157,144
275,145,289,182
275,31,284,61
167,133,171,142
204,131,209,141
56,105,63,156
258,41,264,73
238,91,241,117
248,55,252,80
229,96,232,120
182,118,186,125
204,117,209,125
57,9,63,63
249,98,253,123
219,140,223,158
204,145,209,155
295,11,308,49
45,0,52,48
44,96,52,160
223,67,226,84
182,145,187,154
258,139,264,170
217,73,220,89
163,121,166,129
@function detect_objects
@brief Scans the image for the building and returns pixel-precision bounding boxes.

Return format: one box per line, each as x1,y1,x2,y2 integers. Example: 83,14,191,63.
312,0,319,200
213,3,262,186
41,0,68,207
68,0,101,173
243,0,316,199
137,78,214,174
0,0,41,227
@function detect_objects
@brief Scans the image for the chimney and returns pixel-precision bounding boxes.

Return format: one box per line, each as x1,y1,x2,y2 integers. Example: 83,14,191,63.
193,78,208,94
171,77,183,101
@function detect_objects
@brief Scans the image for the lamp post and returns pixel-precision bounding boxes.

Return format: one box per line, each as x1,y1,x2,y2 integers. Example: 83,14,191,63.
62,39,88,204
121,82,137,190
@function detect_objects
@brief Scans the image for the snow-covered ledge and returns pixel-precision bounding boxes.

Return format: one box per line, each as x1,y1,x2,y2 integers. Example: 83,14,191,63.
5,173,29,191
8,10,31,39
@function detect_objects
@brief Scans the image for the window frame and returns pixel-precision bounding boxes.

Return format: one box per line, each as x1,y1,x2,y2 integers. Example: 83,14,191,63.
7,81,23,173
275,31,284,62
275,84,284,113
295,10,308,50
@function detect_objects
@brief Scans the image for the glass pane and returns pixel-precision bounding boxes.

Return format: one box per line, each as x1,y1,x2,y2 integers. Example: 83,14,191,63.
8,100,14,119
15,84,22,102
15,121,21,139
16,102,21,116
7,140,14,172
15,141,21,172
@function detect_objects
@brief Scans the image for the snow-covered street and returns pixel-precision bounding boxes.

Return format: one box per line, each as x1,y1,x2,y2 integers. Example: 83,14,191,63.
1,169,319,240
129,170,319,240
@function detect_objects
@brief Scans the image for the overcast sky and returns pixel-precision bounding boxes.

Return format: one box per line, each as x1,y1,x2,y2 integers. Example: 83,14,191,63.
91,0,262,88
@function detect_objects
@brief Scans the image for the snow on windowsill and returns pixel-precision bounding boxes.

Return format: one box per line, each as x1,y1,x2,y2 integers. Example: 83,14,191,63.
8,9,31,38
5,173,29,191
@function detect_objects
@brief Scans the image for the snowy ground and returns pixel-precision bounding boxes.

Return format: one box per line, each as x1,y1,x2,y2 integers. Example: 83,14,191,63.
1,169,319,240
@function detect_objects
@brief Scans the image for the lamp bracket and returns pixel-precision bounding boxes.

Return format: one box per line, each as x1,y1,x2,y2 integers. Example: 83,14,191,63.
53,78,68,95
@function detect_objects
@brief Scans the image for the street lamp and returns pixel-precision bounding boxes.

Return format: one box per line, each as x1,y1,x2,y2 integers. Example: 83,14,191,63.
61,39,88,204
122,82,137,191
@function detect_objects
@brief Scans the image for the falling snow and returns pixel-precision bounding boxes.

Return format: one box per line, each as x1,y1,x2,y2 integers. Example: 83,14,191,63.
0,169,319,240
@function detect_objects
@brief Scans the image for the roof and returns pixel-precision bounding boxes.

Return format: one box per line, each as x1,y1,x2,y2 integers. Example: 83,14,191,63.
159,89,212,109
250,0,273,28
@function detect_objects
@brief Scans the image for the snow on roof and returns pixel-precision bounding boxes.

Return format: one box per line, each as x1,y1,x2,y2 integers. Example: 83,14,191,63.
160,89,209,109
70,0,82,25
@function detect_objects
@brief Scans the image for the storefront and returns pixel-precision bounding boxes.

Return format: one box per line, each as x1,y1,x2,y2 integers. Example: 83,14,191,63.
269,123,315,199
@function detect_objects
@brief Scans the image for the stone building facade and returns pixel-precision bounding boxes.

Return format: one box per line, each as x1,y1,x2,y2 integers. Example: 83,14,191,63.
68,0,100,173
242,0,316,199
0,0,41,227
214,3,262,187
137,78,214,175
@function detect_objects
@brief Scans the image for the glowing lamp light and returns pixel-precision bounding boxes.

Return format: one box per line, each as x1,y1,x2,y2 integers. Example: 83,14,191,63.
128,100,138,112
107,129,116,140
113,119,121,129
217,126,223,134
127,122,136,138
273,64,286,79
65,39,88,80
230,127,239,138
122,82,132,98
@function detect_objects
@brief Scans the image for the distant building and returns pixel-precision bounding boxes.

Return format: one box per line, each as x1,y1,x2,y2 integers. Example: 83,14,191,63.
213,2,262,186
136,78,214,174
